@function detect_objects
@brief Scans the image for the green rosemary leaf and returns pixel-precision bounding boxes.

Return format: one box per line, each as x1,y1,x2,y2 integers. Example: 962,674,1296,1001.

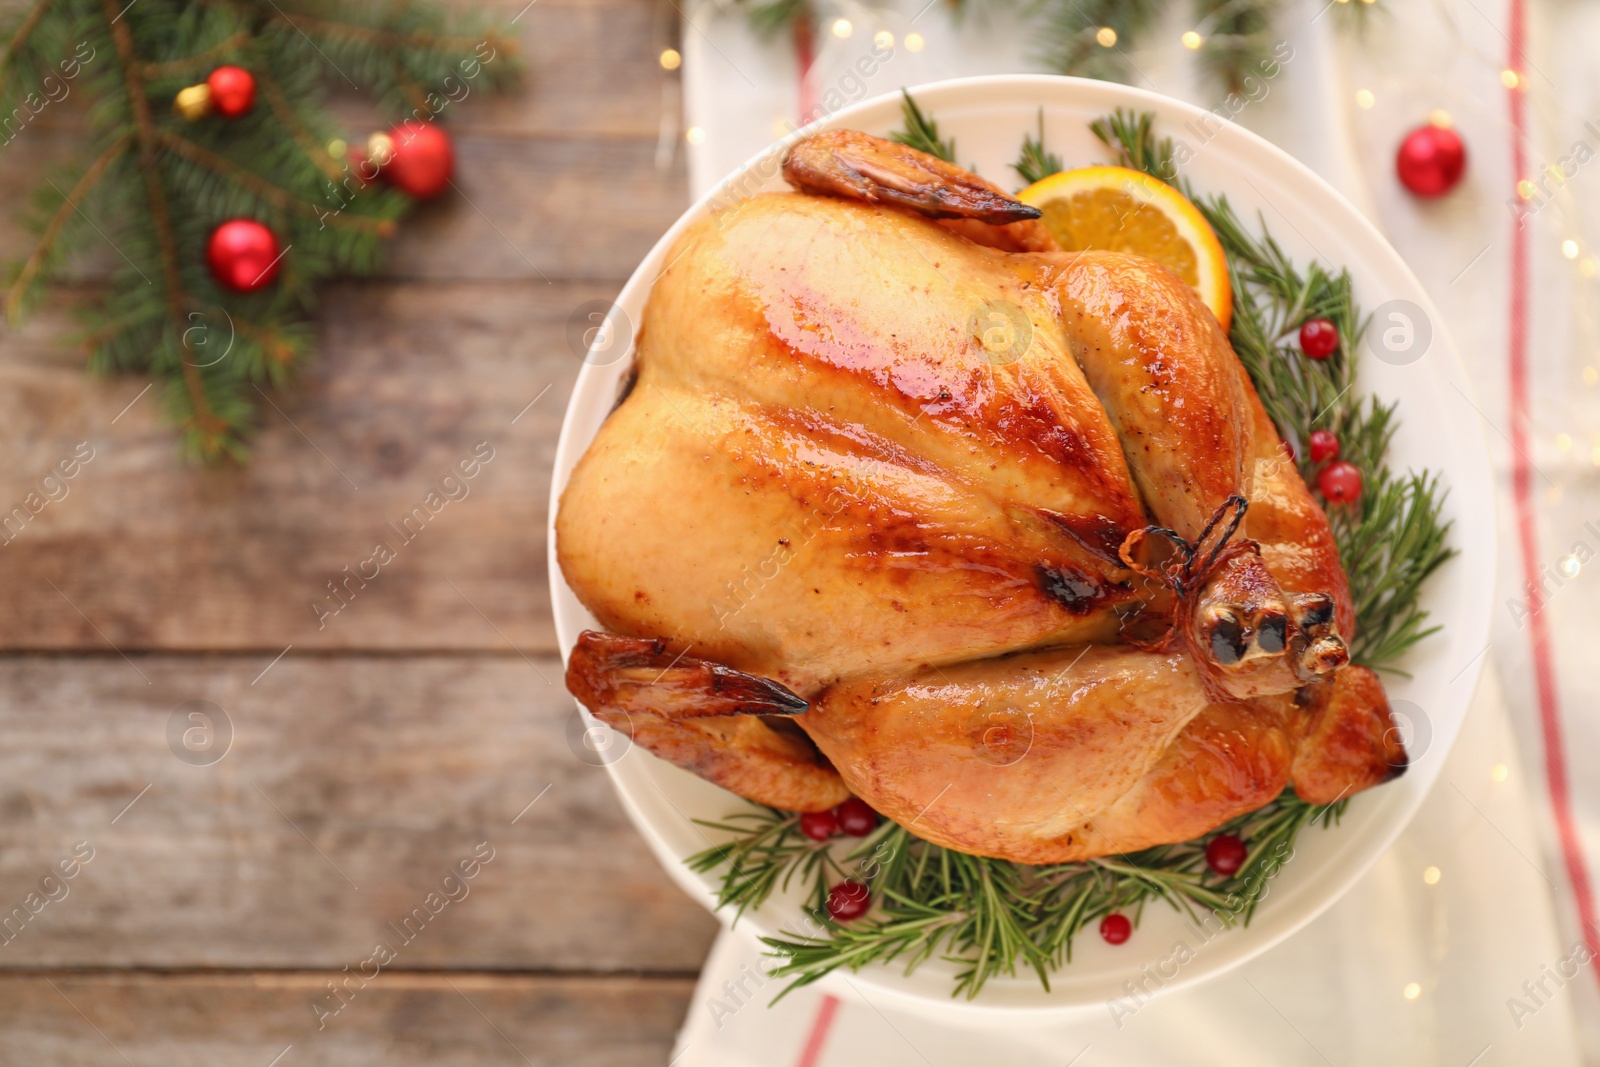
1012,109,1064,187
890,89,956,163
1089,107,1178,183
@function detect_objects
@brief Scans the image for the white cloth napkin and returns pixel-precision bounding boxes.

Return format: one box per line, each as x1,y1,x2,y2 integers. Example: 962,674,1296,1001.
672,0,1600,1060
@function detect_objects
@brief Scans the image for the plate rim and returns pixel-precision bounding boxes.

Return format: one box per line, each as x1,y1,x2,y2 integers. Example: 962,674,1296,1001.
546,73,1496,1017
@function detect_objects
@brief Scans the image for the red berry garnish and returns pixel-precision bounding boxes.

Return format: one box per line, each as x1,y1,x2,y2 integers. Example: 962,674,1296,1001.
1318,461,1363,504
1205,834,1247,876
834,797,878,837
1099,913,1132,945
826,881,871,922
798,809,837,841
1308,429,1340,464
1299,318,1339,360
1283,439,1296,463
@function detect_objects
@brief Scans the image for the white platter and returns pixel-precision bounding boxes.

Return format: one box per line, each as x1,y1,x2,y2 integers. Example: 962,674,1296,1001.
547,75,1494,1019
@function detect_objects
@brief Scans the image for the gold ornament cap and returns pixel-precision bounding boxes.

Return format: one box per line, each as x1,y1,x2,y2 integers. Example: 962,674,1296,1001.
366,132,396,167
174,83,213,121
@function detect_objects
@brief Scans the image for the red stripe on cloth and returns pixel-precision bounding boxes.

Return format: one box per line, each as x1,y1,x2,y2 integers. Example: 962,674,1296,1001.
794,14,817,124
793,994,840,1067
1505,0,1600,977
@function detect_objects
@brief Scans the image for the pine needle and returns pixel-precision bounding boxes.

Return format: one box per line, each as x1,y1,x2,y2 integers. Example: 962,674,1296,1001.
890,89,955,163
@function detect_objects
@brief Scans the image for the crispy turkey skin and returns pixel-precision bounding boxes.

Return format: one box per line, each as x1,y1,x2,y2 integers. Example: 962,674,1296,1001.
557,130,1403,863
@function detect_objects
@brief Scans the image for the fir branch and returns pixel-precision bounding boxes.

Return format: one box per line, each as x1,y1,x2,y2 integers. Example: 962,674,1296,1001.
889,89,954,163
256,71,343,182
1193,0,1279,94
0,0,55,80
138,29,250,79
728,0,813,39
5,134,129,322
1011,109,1062,188
1037,0,1163,85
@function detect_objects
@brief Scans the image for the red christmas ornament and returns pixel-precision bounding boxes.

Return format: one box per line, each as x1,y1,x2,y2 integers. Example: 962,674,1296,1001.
1099,913,1132,945
799,809,838,841
206,219,282,292
1205,834,1247,877
1318,461,1364,504
1308,429,1340,464
207,66,256,118
1299,318,1339,360
1396,122,1466,198
834,796,879,837
371,121,455,200
826,881,871,922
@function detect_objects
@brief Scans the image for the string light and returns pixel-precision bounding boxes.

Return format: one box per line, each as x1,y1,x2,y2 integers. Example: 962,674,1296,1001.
1586,367,1599,386
1355,89,1375,109
1404,982,1422,1000
685,126,705,145
831,17,853,37
1564,239,1581,259
904,32,924,52
1491,763,1509,782
1501,69,1521,89
874,30,894,49
1428,109,1452,128
1182,30,1203,49
1557,432,1573,451
1583,259,1598,278
1096,26,1118,47
1516,179,1537,200
326,138,347,158
1422,866,1442,885
1560,554,1582,579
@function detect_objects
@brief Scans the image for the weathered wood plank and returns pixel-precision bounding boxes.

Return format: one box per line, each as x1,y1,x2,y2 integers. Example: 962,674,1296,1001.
0,654,719,969
0,971,693,1066
0,281,602,651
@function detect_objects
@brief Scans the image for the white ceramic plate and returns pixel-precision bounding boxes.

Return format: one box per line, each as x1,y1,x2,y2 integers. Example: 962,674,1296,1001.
547,75,1494,1019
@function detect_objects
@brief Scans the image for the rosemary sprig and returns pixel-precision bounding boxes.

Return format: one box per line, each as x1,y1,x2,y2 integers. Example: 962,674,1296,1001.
697,106,1447,1002
890,90,956,163
1012,109,1064,188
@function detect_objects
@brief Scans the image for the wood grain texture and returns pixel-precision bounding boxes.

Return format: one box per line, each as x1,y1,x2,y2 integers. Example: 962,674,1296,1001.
0,654,718,969
0,282,593,652
0,971,694,1066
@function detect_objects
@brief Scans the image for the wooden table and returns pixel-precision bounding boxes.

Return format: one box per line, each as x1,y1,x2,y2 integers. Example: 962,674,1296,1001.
0,1,719,1060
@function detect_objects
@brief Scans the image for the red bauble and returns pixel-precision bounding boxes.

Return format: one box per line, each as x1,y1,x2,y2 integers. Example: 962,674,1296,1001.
1299,318,1339,360
1308,429,1340,464
1396,123,1466,197
826,881,871,922
1318,461,1364,504
1205,834,1247,877
1099,913,1132,945
379,121,455,199
834,797,879,837
799,809,838,841
206,219,282,292
207,66,256,118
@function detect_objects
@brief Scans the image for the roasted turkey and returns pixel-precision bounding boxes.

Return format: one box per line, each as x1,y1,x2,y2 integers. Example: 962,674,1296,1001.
557,130,1405,864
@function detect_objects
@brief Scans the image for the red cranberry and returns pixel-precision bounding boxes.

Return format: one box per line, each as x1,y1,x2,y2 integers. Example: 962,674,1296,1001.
826,881,871,922
1205,834,1247,876
1283,439,1296,463
1308,429,1340,464
1100,913,1132,945
798,809,837,841
834,797,878,837
1318,461,1363,504
1299,318,1339,360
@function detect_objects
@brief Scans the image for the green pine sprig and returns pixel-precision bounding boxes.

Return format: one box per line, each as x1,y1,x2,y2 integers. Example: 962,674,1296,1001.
1,0,519,461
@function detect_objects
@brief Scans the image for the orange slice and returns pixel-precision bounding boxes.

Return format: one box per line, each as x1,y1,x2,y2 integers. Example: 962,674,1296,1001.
1017,165,1232,331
